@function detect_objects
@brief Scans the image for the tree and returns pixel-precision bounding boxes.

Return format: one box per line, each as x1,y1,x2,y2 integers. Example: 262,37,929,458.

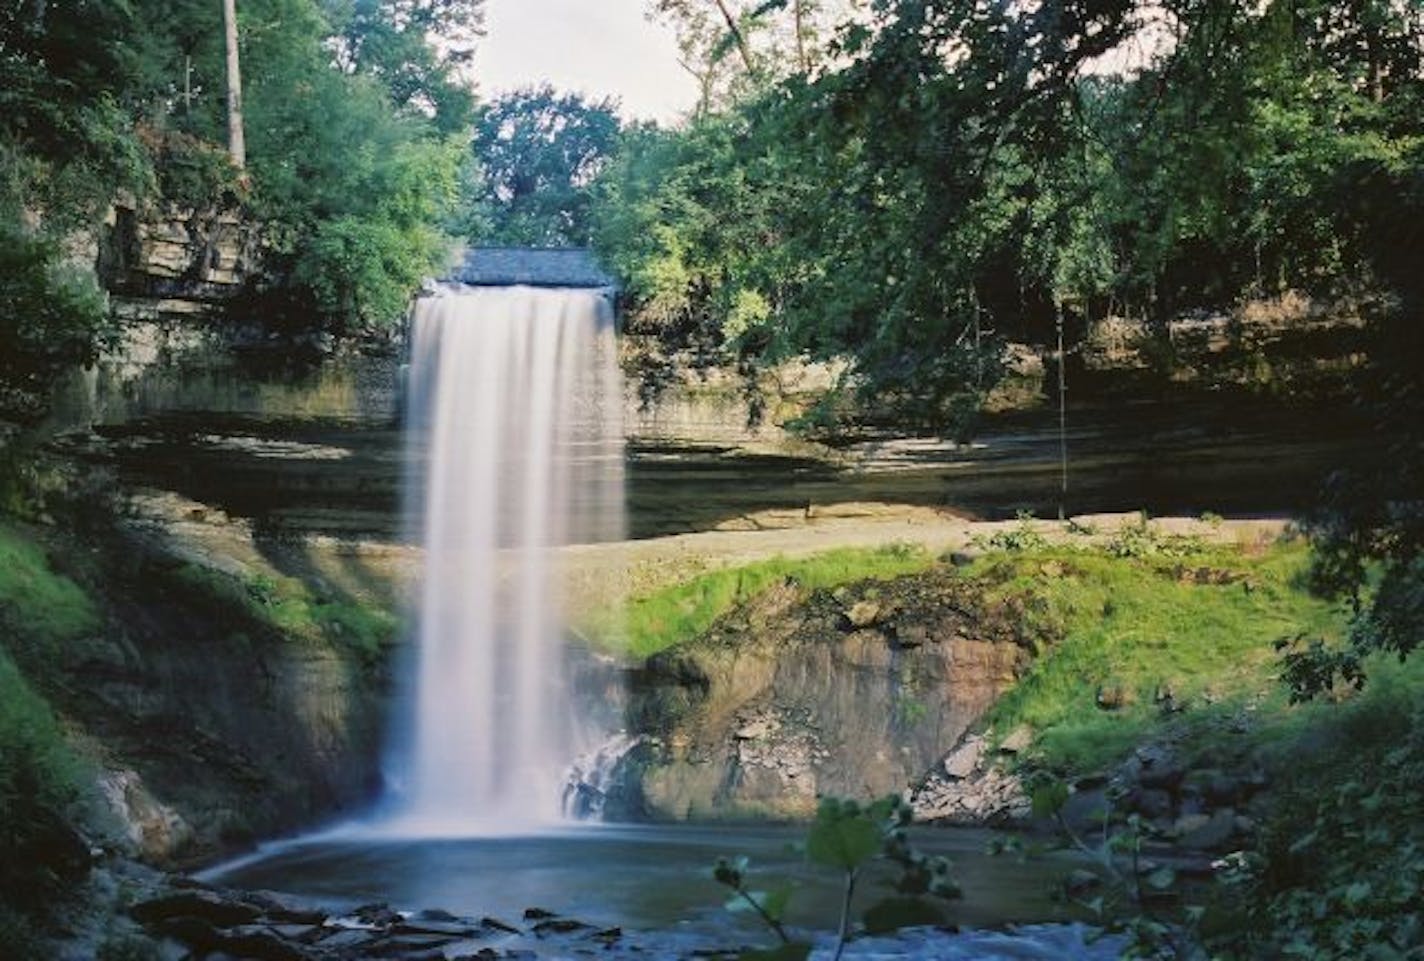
322,0,483,134
222,0,246,167
465,86,621,247
649,0,859,115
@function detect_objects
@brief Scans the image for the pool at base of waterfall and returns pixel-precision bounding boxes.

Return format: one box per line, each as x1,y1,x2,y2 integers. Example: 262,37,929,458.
204,823,1128,959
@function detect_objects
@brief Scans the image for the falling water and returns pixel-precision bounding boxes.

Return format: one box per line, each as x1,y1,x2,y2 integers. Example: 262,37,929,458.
390,284,623,832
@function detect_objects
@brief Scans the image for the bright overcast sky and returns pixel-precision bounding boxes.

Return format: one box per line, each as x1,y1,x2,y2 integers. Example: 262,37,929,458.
471,0,700,124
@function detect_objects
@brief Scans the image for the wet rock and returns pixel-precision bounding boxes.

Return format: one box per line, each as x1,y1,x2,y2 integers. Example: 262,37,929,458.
151,915,225,952
395,918,481,938
315,928,381,950
1179,808,1237,850
355,902,403,926
248,890,329,925
369,933,458,956
222,925,313,961
414,907,459,922
522,908,557,921
895,623,931,648
268,923,322,942
532,918,593,936
481,916,522,934
1130,745,1185,790
1132,788,1174,820
1060,786,1110,830
132,889,262,927
1171,813,1212,838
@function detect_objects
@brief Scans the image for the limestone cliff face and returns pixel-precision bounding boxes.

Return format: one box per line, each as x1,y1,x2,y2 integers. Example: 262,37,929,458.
614,570,1031,820
21,498,400,866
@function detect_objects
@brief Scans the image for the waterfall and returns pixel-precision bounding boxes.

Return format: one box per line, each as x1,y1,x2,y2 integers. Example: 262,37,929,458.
390,284,624,832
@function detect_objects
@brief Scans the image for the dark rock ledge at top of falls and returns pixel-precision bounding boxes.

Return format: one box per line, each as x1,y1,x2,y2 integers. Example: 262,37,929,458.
447,247,618,290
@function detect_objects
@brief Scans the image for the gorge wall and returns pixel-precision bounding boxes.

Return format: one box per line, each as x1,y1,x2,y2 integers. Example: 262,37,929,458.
608,569,1033,821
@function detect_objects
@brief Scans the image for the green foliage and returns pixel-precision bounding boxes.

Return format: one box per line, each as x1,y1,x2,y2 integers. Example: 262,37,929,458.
0,651,83,912
805,797,882,872
977,539,1342,774
581,544,932,657
1191,662,1424,959
464,86,621,247
713,795,960,960
239,4,465,330
1,0,473,347
597,0,1424,438
971,512,1050,553
0,217,117,419
0,524,102,653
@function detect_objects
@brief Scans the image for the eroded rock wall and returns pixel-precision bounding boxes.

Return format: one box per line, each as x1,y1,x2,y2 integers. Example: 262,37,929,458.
614,570,1031,820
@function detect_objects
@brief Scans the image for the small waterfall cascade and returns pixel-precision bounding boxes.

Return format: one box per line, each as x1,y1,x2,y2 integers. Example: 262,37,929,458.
392,284,624,832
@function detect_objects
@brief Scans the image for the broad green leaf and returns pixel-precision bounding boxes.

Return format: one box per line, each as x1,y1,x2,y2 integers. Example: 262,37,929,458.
806,809,880,871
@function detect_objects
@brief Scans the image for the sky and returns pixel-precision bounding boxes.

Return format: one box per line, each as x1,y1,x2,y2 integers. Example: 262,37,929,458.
471,0,701,124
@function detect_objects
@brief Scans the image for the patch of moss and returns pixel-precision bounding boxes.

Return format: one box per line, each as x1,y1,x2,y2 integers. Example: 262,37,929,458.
0,523,101,652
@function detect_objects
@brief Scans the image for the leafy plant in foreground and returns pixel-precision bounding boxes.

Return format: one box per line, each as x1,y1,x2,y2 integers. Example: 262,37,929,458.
713,795,961,961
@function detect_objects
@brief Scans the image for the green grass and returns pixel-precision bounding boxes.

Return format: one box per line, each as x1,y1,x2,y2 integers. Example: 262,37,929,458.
0,523,101,651
0,649,82,911
581,543,935,658
978,537,1347,773
171,564,398,663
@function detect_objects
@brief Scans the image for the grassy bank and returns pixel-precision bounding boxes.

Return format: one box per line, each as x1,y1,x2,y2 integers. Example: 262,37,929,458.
0,524,95,942
579,543,935,658
972,529,1345,773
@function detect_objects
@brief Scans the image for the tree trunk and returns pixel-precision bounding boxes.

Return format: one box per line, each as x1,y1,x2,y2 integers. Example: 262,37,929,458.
712,0,755,74
222,0,246,169
794,0,808,73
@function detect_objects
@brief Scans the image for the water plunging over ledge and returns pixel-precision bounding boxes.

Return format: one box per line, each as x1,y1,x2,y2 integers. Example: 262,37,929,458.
383,284,624,832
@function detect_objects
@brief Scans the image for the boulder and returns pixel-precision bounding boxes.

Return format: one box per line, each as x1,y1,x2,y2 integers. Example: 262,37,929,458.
1178,808,1238,850
943,736,986,779
132,890,262,927
845,599,882,629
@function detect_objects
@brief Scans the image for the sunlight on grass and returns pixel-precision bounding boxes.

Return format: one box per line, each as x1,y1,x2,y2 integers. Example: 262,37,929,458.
979,537,1348,773
581,543,934,658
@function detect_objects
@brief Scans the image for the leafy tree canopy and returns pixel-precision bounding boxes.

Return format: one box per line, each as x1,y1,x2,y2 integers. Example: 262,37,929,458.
463,85,621,247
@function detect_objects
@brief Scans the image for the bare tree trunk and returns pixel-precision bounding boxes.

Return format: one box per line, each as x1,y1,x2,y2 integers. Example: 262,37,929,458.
223,0,246,169
794,0,808,73
712,0,756,74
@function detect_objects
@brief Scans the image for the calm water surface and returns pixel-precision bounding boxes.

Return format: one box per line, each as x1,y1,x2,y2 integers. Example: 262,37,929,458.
209,823,1085,936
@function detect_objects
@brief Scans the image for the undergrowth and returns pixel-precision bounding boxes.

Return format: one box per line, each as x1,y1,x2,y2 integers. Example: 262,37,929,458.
0,523,101,654
581,544,933,658
975,535,1344,774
